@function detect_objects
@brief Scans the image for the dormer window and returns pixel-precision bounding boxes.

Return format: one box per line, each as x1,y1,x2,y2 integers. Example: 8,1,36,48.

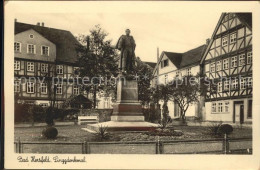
29,34,34,39
161,59,169,68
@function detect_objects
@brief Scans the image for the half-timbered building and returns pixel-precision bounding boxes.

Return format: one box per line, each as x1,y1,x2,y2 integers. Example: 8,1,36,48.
200,13,252,123
14,21,112,109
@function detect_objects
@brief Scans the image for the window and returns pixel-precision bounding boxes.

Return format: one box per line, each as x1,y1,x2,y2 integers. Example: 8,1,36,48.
232,78,238,90
230,32,237,44
29,34,34,39
27,44,36,54
14,42,21,52
223,58,229,70
224,102,229,112
224,80,230,91
56,65,63,74
216,61,222,71
41,63,48,73
247,77,252,88
163,59,169,67
14,60,20,70
27,62,34,72
40,83,47,94
239,54,245,66
161,59,169,68
248,100,252,118
41,46,49,56
218,82,222,92
210,62,215,72
187,68,191,76
231,56,237,68
27,82,35,93
240,78,246,90
222,36,228,47
14,81,20,92
55,84,62,94
247,51,252,64
212,103,216,113
73,85,80,95
218,102,223,112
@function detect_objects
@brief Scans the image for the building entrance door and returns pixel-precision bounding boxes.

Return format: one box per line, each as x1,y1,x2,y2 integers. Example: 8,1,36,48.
235,103,244,123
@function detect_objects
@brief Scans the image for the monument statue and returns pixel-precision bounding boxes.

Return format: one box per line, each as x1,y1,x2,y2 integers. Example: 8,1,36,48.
116,29,136,73
84,28,158,132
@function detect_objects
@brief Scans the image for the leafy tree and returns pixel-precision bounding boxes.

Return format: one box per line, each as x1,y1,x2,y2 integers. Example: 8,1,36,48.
133,57,153,107
76,25,118,108
168,75,200,122
151,84,171,123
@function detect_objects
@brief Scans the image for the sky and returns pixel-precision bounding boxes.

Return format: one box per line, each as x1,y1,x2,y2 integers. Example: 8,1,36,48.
14,7,222,63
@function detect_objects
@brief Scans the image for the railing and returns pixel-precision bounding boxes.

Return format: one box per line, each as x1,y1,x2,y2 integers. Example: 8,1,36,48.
14,137,252,154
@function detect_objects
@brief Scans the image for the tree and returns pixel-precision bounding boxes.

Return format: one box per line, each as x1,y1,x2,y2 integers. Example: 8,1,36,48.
133,57,153,107
44,63,58,126
168,75,200,122
151,84,172,123
76,25,118,108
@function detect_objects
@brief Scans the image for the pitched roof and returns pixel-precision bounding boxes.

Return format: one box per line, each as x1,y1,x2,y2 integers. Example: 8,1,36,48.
15,22,81,64
163,45,207,69
144,62,157,69
180,44,207,67
235,13,252,30
152,44,207,76
163,52,182,69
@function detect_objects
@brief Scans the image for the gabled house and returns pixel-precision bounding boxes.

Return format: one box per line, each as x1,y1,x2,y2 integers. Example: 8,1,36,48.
14,21,111,109
152,44,208,119
200,13,252,123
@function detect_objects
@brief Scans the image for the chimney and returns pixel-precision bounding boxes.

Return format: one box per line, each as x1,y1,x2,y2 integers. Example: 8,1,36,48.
206,38,210,45
37,22,40,26
14,18,17,22
41,22,44,27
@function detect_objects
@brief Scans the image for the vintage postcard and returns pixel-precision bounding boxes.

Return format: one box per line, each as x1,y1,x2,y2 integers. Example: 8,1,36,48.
4,1,260,169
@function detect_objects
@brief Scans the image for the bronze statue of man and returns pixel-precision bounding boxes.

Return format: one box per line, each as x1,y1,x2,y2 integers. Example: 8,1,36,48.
116,29,136,73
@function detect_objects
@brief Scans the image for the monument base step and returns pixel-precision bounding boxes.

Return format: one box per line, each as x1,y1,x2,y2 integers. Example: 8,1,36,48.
111,115,144,122
82,121,159,132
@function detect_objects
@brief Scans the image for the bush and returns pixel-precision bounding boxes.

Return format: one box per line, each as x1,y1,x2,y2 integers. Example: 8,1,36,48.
218,124,233,135
158,117,172,130
42,126,58,139
206,122,223,136
53,108,79,121
93,125,110,141
15,103,45,123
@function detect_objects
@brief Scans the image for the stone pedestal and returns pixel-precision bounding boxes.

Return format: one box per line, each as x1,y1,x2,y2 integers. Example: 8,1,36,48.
83,75,158,132
111,78,145,122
